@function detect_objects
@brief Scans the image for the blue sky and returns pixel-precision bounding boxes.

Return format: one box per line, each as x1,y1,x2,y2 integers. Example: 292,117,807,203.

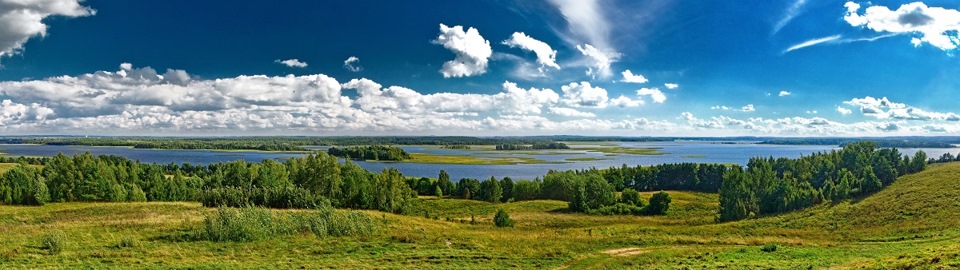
1,0,959,136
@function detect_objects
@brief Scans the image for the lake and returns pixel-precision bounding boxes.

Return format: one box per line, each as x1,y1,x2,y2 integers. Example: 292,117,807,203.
1,142,955,180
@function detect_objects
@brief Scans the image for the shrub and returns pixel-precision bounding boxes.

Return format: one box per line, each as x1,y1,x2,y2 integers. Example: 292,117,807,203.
201,206,377,242
645,191,672,215
40,231,65,255
761,243,778,252
117,236,140,248
591,203,644,215
620,188,642,206
493,208,513,227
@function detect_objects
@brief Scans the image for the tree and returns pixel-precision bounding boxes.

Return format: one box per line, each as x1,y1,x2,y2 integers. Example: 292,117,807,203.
479,176,502,203
620,188,642,206
512,179,541,201
910,151,928,174
457,178,481,200
582,173,615,210
437,170,454,196
493,208,513,227
500,177,514,203
434,185,443,198
645,191,672,215
861,166,883,193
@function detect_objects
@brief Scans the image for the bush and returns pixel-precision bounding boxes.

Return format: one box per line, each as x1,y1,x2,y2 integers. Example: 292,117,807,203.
620,188,642,206
645,191,672,215
591,203,645,215
493,208,513,227
761,243,778,252
201,206,377,242
40,231,65,254
116,236,140,248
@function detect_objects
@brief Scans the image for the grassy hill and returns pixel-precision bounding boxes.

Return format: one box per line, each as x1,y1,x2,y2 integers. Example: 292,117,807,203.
3,163,960,268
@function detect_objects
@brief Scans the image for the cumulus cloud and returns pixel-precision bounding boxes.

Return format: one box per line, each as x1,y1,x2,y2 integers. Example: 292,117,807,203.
432,24,492,78
275,59,308,68
712,104,755,112
577,44,618,79
636,88,666,104
778,91,792,96
549,107,595,118
0,0,94,59
842,96,960,121
619,70,648,83
844,1,960,51
343,56,361,72
502,32,560,72
610,95,643,108
664,83,679,89
560,81,608,108
836,106,852,115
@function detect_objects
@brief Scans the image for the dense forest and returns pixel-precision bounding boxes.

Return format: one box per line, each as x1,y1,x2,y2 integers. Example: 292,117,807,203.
495,142,570,150
718,142,926,221
0,152,416,213
326,146,411,161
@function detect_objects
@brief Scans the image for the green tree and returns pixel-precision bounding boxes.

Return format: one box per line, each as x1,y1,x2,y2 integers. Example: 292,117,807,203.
479,176,503,203
645,191,672,215
493,208,513,227
500,177,514,203
620,188,642,206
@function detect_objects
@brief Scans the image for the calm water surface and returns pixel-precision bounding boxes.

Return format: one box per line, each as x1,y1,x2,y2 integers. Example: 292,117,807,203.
1,142,954,180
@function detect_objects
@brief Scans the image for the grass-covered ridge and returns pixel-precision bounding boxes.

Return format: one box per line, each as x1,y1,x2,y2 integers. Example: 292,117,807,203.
2,163,960,268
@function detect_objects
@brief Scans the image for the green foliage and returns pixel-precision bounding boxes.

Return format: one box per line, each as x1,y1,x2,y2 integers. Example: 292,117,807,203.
493,208,513,227
590,203,645,215
479,176,502,203
620,188,642,206
512,179,541,201
202,206,376,242
646,191,672,215
719,142,925,221
761,243,778,252
39,231,65,255
116,236,140,248
327,145,411,161
0,164,49,206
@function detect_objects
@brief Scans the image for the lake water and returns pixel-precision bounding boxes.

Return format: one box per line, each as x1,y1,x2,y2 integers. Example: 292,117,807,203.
1,142,955,180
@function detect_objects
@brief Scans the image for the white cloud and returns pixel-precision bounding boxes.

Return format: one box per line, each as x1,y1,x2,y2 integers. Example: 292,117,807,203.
784,35,842,53
549,107,595,118
842,96,960,121
844,1,960,51
711,104,754,112
836,106,852,115
636,88,666,104
610,95,643,108
560,81,608,108
774,0,808,34
806,110,818,114
432,24,493,78
275,59,308,68
577,44,618,79
502,32,560,72
619,69,648,83
0,0,94,59
779,91,792,96
343,56,361,72
664,83,679,89
547,0,613,52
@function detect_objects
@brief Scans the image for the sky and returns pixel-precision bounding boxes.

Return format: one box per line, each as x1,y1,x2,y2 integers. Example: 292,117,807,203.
1,0,960,136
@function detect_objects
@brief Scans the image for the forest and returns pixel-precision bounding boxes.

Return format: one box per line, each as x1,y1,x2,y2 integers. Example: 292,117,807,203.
326,145,411,161
0,142,934,220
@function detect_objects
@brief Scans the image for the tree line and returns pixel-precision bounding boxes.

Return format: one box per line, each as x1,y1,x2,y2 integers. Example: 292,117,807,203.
718,142,926,221
1,152,417,213
326,145,411,161
495,142,570,150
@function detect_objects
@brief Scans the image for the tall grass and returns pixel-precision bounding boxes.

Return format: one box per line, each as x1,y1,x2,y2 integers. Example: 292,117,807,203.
201,206,377,242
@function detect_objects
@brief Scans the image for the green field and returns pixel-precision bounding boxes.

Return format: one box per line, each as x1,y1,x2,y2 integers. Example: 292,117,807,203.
3,163,960,268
